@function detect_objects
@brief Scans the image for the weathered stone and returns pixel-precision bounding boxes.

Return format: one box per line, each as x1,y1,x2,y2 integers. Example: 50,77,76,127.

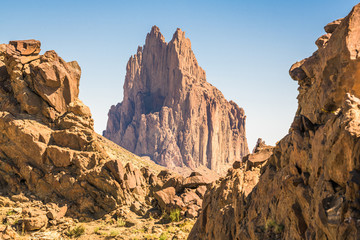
324,18,343,33
104,26,249,174
181,191,202,206
232,161,242,169
32,51,80,114
9,40,41,56
10,194,29,203
189,5,360,240
46,204,67,220
46,145,73,167
104,159,125,183
183,175,210,189
195,185,207,198
22,209,48,231
153,187,176,210
0,40,159,219
185,204,200,218
162,176,184,193
130,201,146,216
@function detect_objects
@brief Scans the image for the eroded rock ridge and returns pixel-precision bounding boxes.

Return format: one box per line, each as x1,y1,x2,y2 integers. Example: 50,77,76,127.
0,40,157,218
189,4,360,240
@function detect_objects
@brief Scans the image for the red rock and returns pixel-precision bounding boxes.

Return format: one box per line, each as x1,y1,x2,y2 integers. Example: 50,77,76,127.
0,40,159,218
324,18,343,33
183,175,211,189
189,4,360,240
22,208,48,231
9,40,41,56
153,187,176,210
104,26,249,174
185,205,200,218
195,185,207,198
46,203,67,220
181,191,202,206
162,176,184,193
104,159,125,183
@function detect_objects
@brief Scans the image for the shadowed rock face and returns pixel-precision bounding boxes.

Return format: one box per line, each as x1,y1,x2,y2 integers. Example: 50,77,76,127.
189,4,360,240
104,26,249,174
0,40,157,218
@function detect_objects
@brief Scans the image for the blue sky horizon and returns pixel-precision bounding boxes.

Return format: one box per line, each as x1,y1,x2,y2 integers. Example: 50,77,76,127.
1,0,359,149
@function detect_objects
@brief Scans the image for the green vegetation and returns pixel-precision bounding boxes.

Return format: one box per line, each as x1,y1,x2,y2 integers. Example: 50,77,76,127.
143,234,157,239
66,225,85,238
169,209,181,222
265,219,284,234
110,230,119,237
179,220,194,233
93,226,100,234
159,232,168,240
117,218,126,227
6,210,16,216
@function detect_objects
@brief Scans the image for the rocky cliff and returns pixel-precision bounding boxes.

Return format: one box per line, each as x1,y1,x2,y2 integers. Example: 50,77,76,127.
104,26,249,174
0,40,214,239
189,4,360,240
0,40,162,219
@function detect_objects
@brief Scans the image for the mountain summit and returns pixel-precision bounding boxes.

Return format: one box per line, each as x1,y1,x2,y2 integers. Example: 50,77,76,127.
104,26,249,174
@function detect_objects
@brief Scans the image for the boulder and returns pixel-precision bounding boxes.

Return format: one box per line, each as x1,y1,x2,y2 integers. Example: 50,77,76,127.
22,209,48,231
9,40,41,56
183,175,210,189
46,203,67,220
181,191,202,206
153,187,176,210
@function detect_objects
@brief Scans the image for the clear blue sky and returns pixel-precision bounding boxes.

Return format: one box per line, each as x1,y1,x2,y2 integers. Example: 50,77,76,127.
1,0,358,148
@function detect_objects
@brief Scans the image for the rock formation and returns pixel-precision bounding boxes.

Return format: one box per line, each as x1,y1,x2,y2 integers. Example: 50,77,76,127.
0,39,211,239
104,26,249,174
189,4,360,240
0,40,159,219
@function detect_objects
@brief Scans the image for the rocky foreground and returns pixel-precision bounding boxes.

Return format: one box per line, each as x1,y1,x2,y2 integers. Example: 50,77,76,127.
104,26,249,175
0,40,212,239
189,4,360,240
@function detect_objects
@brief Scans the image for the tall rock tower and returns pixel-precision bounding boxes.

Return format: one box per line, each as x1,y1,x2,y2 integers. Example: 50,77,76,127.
104,26,249,174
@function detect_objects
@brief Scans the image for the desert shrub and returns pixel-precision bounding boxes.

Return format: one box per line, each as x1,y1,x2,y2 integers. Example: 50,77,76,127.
179,220,194,233
169,209,181,222
159,232,168,240
265,219,284,233
66,225,85,238
110,230,119,237
117,218,126,227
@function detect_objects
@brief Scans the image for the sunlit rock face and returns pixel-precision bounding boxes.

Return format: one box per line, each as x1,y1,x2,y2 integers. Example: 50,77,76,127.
0,40,156,218
104,26,249,174
189,4,360,240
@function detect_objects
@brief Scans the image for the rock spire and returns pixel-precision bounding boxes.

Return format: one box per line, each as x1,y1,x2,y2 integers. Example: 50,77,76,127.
104,26,249,174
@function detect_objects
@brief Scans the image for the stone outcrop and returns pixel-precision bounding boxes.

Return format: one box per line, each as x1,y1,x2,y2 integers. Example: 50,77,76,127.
189,4,360,240
104,26,249,174
0,40,160,218
152,170,212,219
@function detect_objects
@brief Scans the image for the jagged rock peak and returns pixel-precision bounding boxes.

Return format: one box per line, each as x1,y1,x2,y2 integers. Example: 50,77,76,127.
104,26,249,174
146,25,165,44
171,28,185,41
